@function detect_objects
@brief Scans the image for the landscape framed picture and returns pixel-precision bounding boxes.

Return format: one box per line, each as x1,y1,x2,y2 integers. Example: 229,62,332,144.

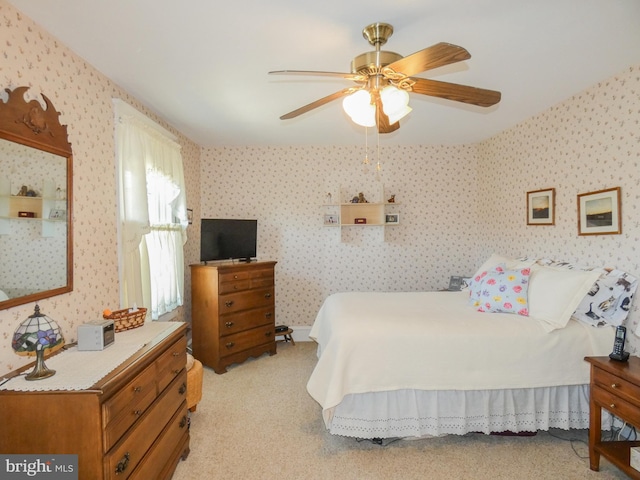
527,188,555,225
577,187,621,236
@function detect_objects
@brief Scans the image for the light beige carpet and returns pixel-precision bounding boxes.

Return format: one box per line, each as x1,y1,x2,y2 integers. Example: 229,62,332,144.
173,341,629,480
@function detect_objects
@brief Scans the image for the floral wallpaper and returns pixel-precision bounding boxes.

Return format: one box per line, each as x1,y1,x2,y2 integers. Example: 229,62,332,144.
477,64,640,353
0,1,201,374
1,0,639,375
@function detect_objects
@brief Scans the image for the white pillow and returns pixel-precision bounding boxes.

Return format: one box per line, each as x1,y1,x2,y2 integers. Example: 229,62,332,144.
528,265,603,332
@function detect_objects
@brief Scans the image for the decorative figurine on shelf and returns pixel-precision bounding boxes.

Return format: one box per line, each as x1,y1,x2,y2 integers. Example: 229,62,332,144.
326,192,332,204
351,195,359,203
388,194,396,203
358,192,368,203
26,187,38,197
16,185,28,196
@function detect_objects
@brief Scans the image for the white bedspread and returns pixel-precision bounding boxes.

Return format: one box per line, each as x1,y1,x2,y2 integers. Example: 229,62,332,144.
307,291,614,414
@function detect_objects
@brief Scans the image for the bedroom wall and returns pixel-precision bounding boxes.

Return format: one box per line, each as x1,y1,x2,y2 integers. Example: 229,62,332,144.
200,145,483,327
201,64,640,354
0,2,202,375
477,64,640,354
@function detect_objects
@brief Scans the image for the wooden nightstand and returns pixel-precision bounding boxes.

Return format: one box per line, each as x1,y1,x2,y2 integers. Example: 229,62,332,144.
585,356,640,478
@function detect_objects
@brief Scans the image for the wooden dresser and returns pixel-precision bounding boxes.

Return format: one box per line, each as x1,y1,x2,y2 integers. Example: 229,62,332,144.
0,323,190,480
190,261,277,373
585,355,640,479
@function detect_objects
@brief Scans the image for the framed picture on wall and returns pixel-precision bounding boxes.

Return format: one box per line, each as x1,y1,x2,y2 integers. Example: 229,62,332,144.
324,214,339,226
577,187,621,236
385,214,399,225
527,188,555,225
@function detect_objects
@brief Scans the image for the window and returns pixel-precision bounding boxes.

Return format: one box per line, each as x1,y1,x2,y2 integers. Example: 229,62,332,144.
113,100,188,320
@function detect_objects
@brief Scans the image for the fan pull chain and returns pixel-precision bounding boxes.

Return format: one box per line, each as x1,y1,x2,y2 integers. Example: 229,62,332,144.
375,123,382,181
362,126,370,173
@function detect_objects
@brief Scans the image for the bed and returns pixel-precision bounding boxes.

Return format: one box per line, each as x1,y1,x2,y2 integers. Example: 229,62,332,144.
307,254,638,439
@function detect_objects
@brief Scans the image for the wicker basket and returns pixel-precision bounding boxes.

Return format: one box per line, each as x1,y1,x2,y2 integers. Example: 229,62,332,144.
103,307,147,332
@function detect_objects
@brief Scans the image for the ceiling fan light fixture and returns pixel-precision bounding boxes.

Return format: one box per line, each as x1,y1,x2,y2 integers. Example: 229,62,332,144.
380,85,412,124
342,90,375,127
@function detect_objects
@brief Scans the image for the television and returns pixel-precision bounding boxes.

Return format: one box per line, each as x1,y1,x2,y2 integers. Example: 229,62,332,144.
200,219,257,263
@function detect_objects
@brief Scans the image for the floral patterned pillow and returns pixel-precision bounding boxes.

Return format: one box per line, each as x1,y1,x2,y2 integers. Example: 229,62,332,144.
468,263,507,306
470,266,531,316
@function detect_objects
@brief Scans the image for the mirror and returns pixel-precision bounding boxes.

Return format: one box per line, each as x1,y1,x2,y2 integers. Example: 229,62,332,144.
0,86,73,310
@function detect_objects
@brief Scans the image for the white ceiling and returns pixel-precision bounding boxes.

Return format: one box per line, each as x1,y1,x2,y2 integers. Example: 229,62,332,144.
6,0,640,148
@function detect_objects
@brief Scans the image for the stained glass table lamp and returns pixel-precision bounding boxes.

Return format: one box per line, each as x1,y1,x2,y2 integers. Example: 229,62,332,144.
11,304,65,380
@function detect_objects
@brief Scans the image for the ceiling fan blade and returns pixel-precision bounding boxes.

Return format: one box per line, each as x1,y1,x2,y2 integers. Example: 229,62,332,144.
411,78,501,107
269,70,365,82
279,88,355,120
385,42,471,77
374,94,400,134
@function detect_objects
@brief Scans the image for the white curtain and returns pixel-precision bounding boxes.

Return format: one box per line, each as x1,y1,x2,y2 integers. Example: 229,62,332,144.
114,99,188,320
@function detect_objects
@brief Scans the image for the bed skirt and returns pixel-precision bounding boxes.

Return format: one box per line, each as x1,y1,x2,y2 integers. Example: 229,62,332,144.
326,385,612,439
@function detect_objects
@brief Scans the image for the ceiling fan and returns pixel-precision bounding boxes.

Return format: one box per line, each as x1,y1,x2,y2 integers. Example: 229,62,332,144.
269,22,501,134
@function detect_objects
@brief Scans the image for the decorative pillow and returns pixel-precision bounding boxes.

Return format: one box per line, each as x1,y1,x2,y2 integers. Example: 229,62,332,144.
467,254,535,293
527,265,603,332
572,269,638,327
468,263,507,306
470,267,531,315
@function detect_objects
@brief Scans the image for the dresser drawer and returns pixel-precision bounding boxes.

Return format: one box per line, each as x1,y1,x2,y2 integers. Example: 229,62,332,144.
219,286,275,314
220,324,275,357
219,306,275,336
105,372,187,480
129,403,189,480
103,362,157,438
592,384,640,426
218,270,250,283
593,367,640,408
219,279,251,294
249,268,274,288
155,335,187,393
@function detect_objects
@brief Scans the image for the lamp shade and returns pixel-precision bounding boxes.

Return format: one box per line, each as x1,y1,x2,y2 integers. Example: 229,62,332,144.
342,90,376,127
12,304,64,380
380,86,412,124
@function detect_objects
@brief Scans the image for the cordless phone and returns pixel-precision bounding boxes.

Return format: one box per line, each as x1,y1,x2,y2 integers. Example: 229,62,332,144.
609,325,629,362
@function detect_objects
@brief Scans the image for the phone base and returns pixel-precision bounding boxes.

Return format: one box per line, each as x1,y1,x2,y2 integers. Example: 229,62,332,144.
609,351,630,362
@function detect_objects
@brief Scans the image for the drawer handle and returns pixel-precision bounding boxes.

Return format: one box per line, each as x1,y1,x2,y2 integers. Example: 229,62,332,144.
610,403,616,409
179,382,187,395
225,300,234,308
225,321,234,328
226,342,235,349
179,415,188,428
234,275,239,279
264,293,272,299
265,331,272,337
173,352,180,357
133,386,142,393
172,369,181,375
115,452,130,474
611,383,618,389
265,312,272,318
133,409,142,417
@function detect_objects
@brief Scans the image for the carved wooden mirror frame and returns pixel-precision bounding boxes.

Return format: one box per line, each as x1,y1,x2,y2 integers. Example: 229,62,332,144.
0,86,73,309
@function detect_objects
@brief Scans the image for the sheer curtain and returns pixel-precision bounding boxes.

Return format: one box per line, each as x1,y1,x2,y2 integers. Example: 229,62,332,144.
113,99,188,320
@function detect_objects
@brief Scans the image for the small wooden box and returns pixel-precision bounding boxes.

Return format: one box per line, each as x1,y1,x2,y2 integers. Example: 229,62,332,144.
354,218,367,224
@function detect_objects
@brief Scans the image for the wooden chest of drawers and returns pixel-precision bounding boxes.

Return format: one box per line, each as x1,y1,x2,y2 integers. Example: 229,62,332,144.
585,355,640,479
190,261,277,373
0,323,190,480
